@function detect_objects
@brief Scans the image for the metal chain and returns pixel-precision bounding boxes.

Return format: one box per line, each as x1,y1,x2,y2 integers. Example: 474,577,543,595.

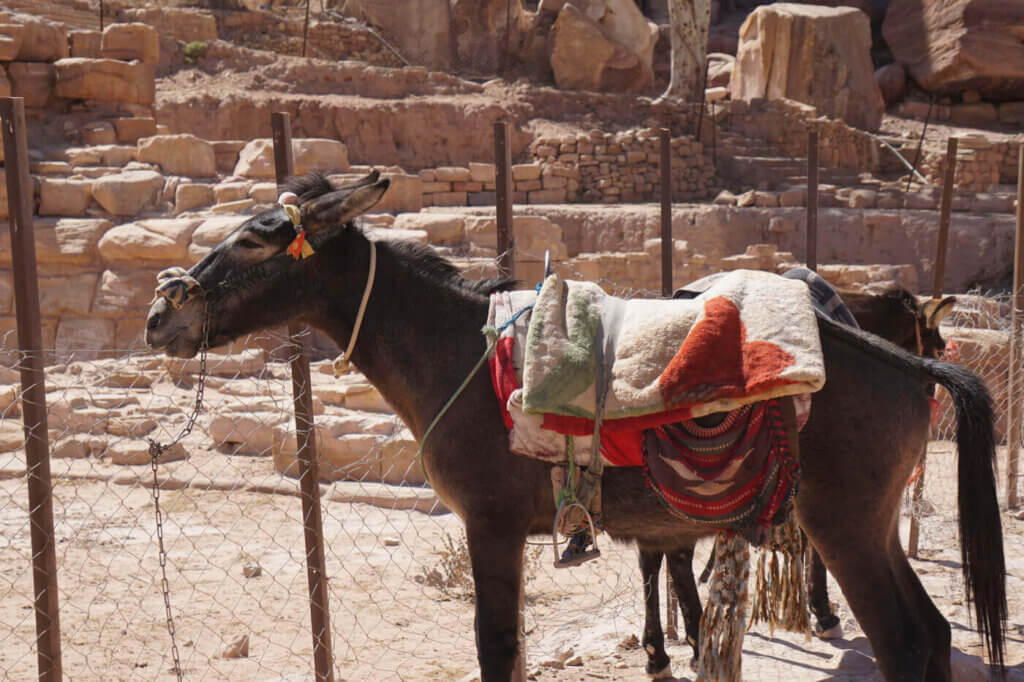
145,302,212,681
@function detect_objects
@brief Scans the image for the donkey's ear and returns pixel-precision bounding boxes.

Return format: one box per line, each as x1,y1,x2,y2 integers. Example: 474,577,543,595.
301,178,390,232
922,295,956,329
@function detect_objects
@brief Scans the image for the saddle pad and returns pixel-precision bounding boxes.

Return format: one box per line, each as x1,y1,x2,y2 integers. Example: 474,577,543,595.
521,270,824,432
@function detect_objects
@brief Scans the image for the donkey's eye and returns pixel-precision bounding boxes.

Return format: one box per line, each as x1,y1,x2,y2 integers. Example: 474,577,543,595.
236,238,263,249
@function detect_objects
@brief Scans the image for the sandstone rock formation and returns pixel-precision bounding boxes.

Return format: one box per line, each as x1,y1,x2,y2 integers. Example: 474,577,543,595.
882,0,1024,99
233,138,349,179
138,134,216,177
342,0,450,70
731,3,885,131
449,0,530,75
54,58,156,105
549,0,659,93
100,23,160,64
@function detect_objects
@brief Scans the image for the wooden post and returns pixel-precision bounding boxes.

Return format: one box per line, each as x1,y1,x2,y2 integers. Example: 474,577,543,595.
1,97,63,682
1008,145,1024,508
99,0,104,32
908,136,958,559
806,130,818,271
271,111,334,682
302,0,311,58
660,128,672,298
494,120,515,279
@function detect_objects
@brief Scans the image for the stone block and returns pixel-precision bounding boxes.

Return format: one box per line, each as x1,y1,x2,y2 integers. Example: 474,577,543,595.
214,181,252,204
392,213,464,245
113,117,157,143
249,182,277,203
373,173,422,214
0,24,24,61
997,102,1024,124
83,120,116,145
213,140,245,173
464,216,496,249
949,103,998,126
137,133,216,177
0,68,9,99
469,191,496,206
39,273,97,315
39,178,93,216
13,16,67,61
188,216,247,261
420,182,451,193
429,191,467,207
779,187,806,207
175,182,215,213
233,138,349,178
513,216,566,261
0,218,110,266
98,218,202,262
433,166,471,182
91,170,165,216
92,268,163,314
101,23,160,64
512,163,542,181
69,30,102,58
210,198,255,213
8,62,55,108
54,58,155,105
468,162,496,184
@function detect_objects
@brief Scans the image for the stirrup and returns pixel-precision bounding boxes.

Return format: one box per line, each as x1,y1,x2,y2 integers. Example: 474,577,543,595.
552,499,601,568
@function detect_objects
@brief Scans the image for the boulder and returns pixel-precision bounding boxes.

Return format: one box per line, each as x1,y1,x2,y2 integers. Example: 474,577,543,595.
343,0,450,70
450,0,530,75
549,1,659,93
54,58,155,105
882,0,1024,98
513,215,567,261
113,117,157,143
7,62,56,108
97,218,202,262
91,170,165,216
233,138,349,178
175,183,215,213
707,52,735,88
731,3,884,131
55,318,115,361
6,218,111,266
0,24,24,61
875,62,906,108
392,213,464,245
10,15,67,61
69,29,102,58
92,268,163,314
39,178,93,216
137,134,216,177
101,23,160,64
39,273,97,315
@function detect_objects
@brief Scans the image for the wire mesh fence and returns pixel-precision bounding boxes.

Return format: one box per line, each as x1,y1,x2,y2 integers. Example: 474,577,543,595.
0,260,1021,679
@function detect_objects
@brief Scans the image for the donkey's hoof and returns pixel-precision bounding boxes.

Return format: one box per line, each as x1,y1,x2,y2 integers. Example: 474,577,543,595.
815,615,843,640
646,661,673,679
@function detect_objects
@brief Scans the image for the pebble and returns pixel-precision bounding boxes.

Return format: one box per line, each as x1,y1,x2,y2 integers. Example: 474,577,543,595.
221,633,249,659
383,536,400,547
242,562,262,578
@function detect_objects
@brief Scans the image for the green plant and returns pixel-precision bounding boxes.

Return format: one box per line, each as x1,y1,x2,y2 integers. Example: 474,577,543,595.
183,41,208,64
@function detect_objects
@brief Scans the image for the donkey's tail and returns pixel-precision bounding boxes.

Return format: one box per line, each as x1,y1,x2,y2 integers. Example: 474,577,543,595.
923,358,1006,672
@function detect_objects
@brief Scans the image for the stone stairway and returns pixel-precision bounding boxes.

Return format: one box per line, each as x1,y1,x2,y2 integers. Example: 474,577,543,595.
2,0,100,30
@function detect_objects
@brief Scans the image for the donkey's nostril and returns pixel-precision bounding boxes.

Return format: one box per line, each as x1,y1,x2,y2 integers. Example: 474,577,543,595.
147,312,162,331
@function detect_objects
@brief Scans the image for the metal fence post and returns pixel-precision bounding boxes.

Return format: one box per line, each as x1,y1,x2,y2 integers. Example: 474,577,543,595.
270,111,334,682
1,97,63,682
494,120,515,279
806,130,818,272
1008,145,1023,508
660,128,673,298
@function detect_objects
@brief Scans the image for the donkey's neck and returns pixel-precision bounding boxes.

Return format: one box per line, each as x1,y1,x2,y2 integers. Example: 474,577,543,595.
308,230,493,438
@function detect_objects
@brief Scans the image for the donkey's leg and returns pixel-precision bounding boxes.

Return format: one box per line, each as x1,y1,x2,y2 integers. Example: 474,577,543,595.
806,543,842,639
638,550,673,678
888,532,952,682
466,520,527,682
664,546,702,667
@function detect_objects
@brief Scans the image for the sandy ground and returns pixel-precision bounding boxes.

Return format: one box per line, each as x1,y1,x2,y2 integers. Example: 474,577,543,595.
0,439,1022,681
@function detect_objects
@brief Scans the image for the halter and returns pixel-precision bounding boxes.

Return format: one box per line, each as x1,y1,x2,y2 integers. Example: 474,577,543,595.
151,193,379,372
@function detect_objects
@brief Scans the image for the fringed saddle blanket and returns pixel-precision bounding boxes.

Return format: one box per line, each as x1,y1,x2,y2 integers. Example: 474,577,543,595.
486,270,824,533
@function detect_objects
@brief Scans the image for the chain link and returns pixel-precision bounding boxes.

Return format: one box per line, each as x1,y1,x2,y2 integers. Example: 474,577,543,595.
145,303,211,681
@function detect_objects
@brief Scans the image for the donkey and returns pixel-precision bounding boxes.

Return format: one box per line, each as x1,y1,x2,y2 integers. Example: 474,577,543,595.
636,280,958,677
144,173,1005,681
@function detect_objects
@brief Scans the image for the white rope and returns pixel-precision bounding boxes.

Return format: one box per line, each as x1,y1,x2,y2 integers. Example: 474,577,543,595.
333,240,377,376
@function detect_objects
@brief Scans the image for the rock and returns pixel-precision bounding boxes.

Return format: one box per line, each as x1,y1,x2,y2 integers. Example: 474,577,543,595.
513,215,567,261
949,102,998,126
69,29,102,58
101,23,159,64
450,0,529,75
469,162,496,184
91,170,165,216
0,218,110,266
83,120,117,145
121,7,218,43
731,4,884,131
883,0,1024,98
39,273,96,315
109,440,186,465
0,68,9,99
98,218,202,262
392,213,464,245
707,52,734,88
372,172,422,214
38,178,93,216
113,117,156,143
343,0,450,70
92,269,164,314
175,183,215,213
214,181,251,204
997,101,1024,123
875,62,906,108
188,215,247,260
137,134,216,177
550,1,659,93
242,562,262,578
54,58,155,105
55,318,115,361
12,15,68,61
233,138,349,178
7,62,56,108
0,24,24,61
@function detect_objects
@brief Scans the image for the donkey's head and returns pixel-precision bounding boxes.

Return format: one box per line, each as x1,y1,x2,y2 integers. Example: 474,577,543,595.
145,171,389,358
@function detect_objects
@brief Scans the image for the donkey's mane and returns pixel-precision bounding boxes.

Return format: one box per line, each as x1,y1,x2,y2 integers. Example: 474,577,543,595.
287,172,515,296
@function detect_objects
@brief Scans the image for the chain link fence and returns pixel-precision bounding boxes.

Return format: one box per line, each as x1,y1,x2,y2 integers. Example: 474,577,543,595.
0,257,1021,680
